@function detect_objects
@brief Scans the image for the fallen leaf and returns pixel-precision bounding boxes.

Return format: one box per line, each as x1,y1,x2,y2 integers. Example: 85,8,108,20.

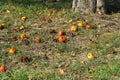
34,37,41,43
59,68,64,74
47,29,56,33
48,19,52,23
0,24,5,30
40,17,46,22
13,29,18,33
11,36,18,41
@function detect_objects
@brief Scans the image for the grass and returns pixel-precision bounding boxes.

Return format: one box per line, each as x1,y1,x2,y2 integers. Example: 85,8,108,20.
0,0,120,80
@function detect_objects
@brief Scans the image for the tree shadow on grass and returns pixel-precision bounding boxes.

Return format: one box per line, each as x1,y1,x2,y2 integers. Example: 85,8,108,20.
0,0,120,14
105,0,120,14
0,0,72,10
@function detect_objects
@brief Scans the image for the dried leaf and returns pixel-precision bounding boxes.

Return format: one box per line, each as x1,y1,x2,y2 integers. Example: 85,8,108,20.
59,68,64,74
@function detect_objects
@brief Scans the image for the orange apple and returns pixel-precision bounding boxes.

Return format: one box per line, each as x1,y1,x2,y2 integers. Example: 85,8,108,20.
9,47,16,54
58,36,66,42
20,34,27,39
0,65,6,72
71,25,77,32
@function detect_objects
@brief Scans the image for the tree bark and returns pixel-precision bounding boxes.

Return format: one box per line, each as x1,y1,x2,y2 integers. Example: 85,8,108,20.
72,0,105,14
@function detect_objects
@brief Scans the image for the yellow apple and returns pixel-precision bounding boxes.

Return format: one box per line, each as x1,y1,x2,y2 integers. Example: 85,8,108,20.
70,25,77,32
21,16,27,21
77,21,83,27
87,53,94,60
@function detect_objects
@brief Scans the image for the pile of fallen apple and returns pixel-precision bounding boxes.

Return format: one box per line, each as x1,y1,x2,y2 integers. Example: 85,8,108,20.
0,16,97,72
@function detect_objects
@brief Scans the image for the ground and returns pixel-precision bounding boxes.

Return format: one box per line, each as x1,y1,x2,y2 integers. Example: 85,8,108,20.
0,0,120,80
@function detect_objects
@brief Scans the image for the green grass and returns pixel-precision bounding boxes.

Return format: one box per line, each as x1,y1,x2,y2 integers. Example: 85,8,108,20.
0,0,120,80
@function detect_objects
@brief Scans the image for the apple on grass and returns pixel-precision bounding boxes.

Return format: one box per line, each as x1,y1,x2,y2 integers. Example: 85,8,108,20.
20,56,30,63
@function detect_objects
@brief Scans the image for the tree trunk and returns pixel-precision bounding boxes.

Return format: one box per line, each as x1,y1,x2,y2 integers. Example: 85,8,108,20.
72,0,105,14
